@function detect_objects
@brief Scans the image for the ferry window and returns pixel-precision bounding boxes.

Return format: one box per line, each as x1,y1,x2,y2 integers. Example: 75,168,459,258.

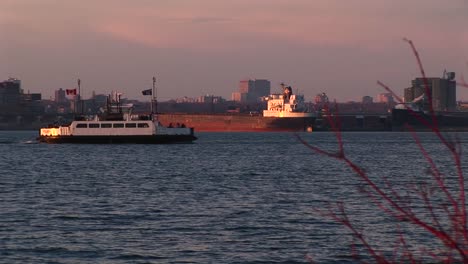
76,123,87,128
125,123,137,128
113,123,124,128
89,123,99,128
138,123,149,128
101,123,112,128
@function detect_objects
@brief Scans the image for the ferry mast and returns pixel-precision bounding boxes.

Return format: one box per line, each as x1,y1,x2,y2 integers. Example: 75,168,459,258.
77,78,82,114
152,76,158,120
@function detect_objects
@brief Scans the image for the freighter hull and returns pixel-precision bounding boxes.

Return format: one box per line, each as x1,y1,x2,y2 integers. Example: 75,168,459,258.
157,114,315,132
392,108,468,131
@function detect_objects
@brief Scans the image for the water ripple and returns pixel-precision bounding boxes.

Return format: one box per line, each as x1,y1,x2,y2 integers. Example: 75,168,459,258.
0,131,466,263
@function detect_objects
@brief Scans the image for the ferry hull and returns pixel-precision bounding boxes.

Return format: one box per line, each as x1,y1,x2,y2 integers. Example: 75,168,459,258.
37,134,197,144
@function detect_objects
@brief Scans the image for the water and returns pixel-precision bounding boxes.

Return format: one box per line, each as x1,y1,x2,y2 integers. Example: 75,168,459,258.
0,131,467,263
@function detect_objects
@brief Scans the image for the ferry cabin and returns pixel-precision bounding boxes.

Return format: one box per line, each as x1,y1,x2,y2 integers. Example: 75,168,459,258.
40,120,192,137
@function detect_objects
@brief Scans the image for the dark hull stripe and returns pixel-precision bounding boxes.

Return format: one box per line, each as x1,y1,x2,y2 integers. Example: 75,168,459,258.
37,135,197,144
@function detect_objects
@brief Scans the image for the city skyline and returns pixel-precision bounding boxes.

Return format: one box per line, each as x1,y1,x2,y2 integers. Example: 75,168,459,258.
1,0,467,101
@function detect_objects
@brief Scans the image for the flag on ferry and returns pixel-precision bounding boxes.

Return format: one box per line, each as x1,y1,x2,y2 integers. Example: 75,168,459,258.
142,89,152,96
66,88,77,95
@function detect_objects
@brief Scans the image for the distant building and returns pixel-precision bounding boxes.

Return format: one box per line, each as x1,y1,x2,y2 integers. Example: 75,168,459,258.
362,96,373,104
233,79,271,103
252,79,270,99
93,94,108,104
377,93,393,104
403,87,413,103
22,93,42,101
55,88,67,103
0,78,22,105
314,93,329,104
239,79,254,94
231,92,241,102
197,95,225,103
405,72,457,111
0,77,44,115
175,96,197,103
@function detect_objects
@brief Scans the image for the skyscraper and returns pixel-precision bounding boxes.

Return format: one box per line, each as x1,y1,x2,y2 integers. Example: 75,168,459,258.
55,88,67,103
233,79,271,103
0,78,21,105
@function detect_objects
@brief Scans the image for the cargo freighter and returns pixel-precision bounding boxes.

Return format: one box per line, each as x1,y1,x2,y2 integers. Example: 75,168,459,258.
156,113,315,132
157,84,316,132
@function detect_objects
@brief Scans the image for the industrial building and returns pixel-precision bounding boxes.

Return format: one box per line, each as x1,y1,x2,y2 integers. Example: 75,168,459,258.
404,72,456,112
0,78,44,129
0,78,42,107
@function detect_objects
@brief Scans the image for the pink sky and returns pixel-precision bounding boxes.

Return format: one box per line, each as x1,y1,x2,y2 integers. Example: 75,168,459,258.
1,0,467,101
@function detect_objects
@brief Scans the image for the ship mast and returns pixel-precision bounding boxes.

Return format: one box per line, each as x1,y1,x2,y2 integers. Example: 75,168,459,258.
280,82,286,112
152,76,157,120
77,78,82,114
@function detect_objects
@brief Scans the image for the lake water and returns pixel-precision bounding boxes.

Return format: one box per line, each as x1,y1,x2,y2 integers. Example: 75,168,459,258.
0,131,467,263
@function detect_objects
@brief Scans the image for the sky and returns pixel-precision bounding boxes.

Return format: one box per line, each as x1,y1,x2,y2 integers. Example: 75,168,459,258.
1,0,468,102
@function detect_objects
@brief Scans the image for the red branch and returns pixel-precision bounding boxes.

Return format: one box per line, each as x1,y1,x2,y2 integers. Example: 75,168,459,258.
300,38,468,262
457,77,468,88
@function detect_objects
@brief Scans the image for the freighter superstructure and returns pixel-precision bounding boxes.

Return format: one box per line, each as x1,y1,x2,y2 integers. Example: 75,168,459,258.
263,84,315,118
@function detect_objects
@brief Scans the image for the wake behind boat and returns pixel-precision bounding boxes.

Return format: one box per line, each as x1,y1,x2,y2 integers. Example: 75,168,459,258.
37,78,197,144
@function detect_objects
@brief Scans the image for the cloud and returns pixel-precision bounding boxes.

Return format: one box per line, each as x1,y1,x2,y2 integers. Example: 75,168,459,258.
188,17,235,24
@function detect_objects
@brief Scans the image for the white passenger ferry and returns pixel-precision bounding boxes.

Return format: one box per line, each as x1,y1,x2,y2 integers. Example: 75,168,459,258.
38,92,197,144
